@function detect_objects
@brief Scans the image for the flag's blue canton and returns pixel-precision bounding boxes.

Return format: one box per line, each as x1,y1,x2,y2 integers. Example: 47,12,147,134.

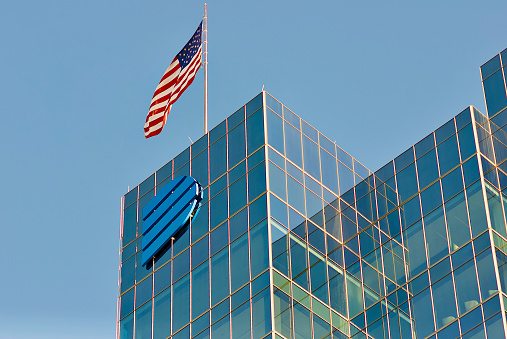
177,21,202,69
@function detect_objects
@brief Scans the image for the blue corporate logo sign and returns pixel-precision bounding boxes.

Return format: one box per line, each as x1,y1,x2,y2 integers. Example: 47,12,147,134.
141,176,202,267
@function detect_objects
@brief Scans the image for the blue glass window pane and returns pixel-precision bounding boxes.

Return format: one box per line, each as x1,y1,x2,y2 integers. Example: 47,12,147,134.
210,136,227,183
191,149,209,187
174,148,190,172
266,94,282,115
192,236,209,269
247,110,265,155
432,275,457,329
460,306,483,335
124,187,138,210
483,70,507,116
466,182,488,237
123,204,137,245
210,189,228,230
441,167,464,202
438,135,460,176
121,256,135,293
415,133,435,159
191,203,209,243
321,149,339,194
337,147,353,169
122,242,136,263
213,298,230,325
328,265,347,316
293,301,312,339
120,288,135,319
287,175,305,215
338,162,354,196
406,221,427,277
291,236,309,290
481,55,502,80
273,290,292,338
266,110,284,154
347,275,364,317
228,106,245,131
485,313,506,338
269,161,286,201
461,324,485,339
210,222,228,256
284,106,300,129
172,274,190,333
451,243,473,269
458,123,477,162
192,312,209,337
251,220,269,278
211,247,229,306
248,162,267,203
395,148,414,173
302,136,321,181
272,219,290,277
139,174,155,197
193,134,208,155
454,259,480,315
309,255,329,303
435,120,456,145
230,207,248,241
445,192,471,250
476,250,498,301
285,122,303,168
306,189,323,224
320,134,336,156
135,276,153,308
482,295,500,319
424,207,448,266
154,261,171,296
172,326,189,339
230,233,249,292
246,93,262,116
173,249,190,283
252,288,271,339
420,181,442,216
401,195,421,228
231,301,251,339
210,175,227,199
416,149,438,189
308,223,326,254
301,120,318,143
249,195,267,228
229,160,246,184
228,122,246,169
324,206,341,242
271,195,288,227
229,175,247,216
153,287,170,339
192,261,210,319
396,163,418,202
135,302,152,339
412,288,435,338
119,313,134,339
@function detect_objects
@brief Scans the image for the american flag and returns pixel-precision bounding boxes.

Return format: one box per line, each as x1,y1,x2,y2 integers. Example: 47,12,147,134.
144,21,203,138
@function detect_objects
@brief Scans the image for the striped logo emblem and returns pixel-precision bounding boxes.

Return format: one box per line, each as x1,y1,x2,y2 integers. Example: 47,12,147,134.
141,176,202,267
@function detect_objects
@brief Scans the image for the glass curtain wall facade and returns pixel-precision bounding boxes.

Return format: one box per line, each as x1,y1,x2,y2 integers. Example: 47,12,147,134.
118,48,507,339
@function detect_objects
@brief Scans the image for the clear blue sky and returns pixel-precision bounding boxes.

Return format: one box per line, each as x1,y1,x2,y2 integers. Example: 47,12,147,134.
0,1,505,338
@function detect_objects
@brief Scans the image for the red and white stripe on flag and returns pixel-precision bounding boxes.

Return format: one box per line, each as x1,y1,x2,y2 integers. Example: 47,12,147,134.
144,22,202,138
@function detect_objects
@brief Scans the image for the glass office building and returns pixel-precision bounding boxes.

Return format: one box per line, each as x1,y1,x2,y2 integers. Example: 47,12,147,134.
117,48,507,339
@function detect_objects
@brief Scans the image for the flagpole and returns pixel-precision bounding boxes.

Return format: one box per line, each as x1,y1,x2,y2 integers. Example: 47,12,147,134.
203,3,208,134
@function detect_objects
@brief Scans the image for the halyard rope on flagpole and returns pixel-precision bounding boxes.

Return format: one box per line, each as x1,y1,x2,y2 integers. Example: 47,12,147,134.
204,3,208,134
